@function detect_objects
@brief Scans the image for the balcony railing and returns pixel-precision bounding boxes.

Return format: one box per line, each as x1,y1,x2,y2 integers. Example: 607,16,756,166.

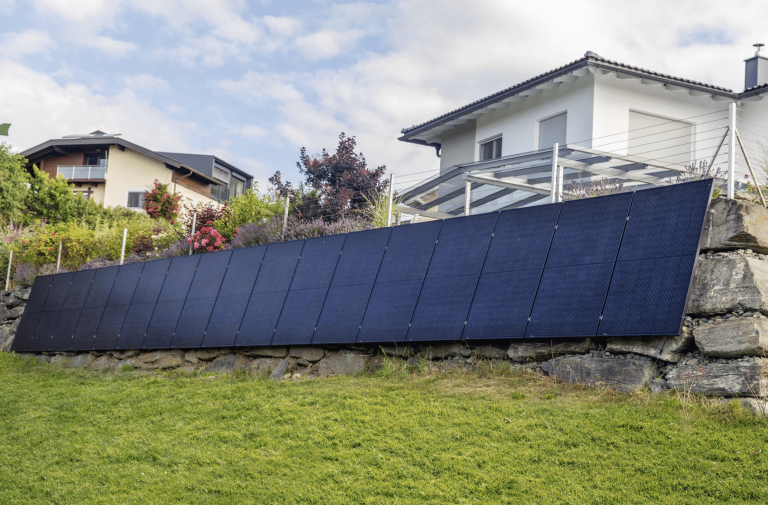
57,164,107,180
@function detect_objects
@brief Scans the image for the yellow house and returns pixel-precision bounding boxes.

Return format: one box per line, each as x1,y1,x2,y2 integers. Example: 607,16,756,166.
21,131,253,210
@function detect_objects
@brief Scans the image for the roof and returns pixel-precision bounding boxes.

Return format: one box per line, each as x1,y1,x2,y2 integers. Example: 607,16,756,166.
158,152,253,181
399,51,756,144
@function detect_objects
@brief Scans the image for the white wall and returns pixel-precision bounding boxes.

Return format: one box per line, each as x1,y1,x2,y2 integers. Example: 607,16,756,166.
440,120,476,171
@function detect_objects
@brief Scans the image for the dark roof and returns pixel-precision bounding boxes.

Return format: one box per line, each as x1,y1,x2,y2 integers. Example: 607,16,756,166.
399,52,743,142
158,152,252,181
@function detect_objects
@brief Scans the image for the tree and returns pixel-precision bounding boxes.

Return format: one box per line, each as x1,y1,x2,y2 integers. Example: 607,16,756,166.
213,183,284,239
270,133,388,221
26,165,79,223
0,143,30,225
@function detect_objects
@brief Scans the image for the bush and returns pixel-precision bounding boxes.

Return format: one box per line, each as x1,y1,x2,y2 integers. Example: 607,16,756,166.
231,215,371,248
78,257,119,271
12,263,36,286
26,166,80,224
143,180,182,223
189,221,227,253
181,201,230,235
214,185,284,239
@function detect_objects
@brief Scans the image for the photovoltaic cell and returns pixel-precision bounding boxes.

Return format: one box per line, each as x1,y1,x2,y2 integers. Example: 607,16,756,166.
218,245,266,297
201,294,250,348
290,234,345,290
187,250,231,300
424,213,497,279
92,305,130,350
158,255,200,302
38,309,81,352
357,279,424,343
330,227,391,287
114,303,154,350
131,258,171,304
142,300,184,348
10,310,39,352
312,284,373,344
107,262,144,306
62,270,96,310
599,180,712,336
23,275,54,314
29,311,61,352
43,272,74,312
170,297,216,348
272,287,328,346
252,240,304,294
526,192,633,339
70,306,104,350
236,291,288,347
375,220,442,282
84,266,119,308
407,275,480,341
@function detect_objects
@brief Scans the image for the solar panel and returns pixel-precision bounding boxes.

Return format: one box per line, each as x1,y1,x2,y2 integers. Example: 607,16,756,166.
42,272,74,312
70,306,104,350
252,240,304,294
599,180,712,336
218,245,267,297
92,305,130,350
330,227,391,287
157,255,200,302
312,283,373,344
272,287,329,346
357,279,424,343
83,266,119,308
107,262,144,306
375,220,442,282
290,234,345,290
37,309,80,352
131,258,171,304
526,193,633,339
170,297,216,348
187,250,231,300
23,275,54,313
29,310,61,352
114,303,154,350
407,275,480,341
142,300,184,348
62,270,96,310
10,311,39,352
236,291,288,347
423,213,497,279
201,294,250,348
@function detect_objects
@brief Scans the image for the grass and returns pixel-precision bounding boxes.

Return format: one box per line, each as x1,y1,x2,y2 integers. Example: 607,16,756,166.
1,353,767,504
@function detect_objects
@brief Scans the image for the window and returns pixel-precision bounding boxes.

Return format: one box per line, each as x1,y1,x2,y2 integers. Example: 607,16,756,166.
538,112,567,149
628,111,692,165
213,166,230,183
84,152,106,166
232,176,245,197
127,192,144,209
480,137,502,161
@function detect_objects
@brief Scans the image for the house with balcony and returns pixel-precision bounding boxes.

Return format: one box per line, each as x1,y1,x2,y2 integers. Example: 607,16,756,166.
20,131,253,210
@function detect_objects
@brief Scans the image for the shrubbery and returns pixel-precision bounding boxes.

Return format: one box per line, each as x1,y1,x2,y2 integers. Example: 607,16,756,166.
143,180,182,224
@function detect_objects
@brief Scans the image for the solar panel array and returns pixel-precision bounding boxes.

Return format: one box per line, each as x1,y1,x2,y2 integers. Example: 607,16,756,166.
11,180,712,353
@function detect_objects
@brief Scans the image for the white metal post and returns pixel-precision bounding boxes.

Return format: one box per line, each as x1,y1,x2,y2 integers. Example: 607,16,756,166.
464,179,471,216
396,213,402,226
119,228,127,265
386,173,394,227
550,142,560,203
5,250,12,290
413,213,421,223
189,212,197,255
56,241,62,273
727,102,737,199
282,195,290,241
557,164,564,203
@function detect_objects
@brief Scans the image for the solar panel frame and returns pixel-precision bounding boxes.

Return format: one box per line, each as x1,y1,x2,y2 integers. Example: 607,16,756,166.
23,275,54,313
10,310,40,352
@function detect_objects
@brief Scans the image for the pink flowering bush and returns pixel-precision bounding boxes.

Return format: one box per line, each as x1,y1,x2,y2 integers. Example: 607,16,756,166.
188,221,228,252
143,180,182,224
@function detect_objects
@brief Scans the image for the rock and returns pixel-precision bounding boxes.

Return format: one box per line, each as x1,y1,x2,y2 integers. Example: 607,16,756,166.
508,339,597,362
289,347,325,362
206,354,251,374
474,345,510,360
0,324,15,352
420,344,471,359
694,318,768,357
378,345,413,358
269,360,290,380
241,347,288,358
245,358,281,376
606,328,694,363
0,305,24,320
665,359,767,396
87,355,114,371
13,286,31,301
134,350,184,369
296,358,310,367
110,350,140,359
318,352,370,378
541,356,658,394
687,256,768,316
195,349,224,361
650,378,668,394
4,293,23,308
184,351,200,364
701,198,768,254
738,398,768,417
69,354,95,369
51,354,71,366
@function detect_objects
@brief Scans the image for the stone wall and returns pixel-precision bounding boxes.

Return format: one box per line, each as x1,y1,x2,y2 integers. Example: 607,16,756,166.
3,196,768,415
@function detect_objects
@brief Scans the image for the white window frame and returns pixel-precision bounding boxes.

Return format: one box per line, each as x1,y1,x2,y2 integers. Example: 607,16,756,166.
125,188,146,211
535,110,568,150
476,133,503,162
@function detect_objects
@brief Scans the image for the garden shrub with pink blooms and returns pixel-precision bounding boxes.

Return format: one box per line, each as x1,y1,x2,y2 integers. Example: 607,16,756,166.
188,221,229,253
143,180,182,224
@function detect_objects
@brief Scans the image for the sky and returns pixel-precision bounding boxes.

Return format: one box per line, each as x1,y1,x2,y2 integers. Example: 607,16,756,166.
1,0,767,194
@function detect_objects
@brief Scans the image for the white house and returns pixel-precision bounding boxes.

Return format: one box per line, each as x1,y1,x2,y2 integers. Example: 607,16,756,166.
398,48,768,216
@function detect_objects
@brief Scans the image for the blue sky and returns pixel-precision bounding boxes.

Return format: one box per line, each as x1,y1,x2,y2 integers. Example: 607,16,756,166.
1,0,766,193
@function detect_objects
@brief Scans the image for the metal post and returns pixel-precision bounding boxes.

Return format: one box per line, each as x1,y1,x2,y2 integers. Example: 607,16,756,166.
396,212,402,226
735,129,768,207
464,178,471,216
386,173,394,227
413,213,421,223
550,142,560,203
727,102,736,199
56,241,62,273
119,228,127,265
282,194,290,241
189,212,197,255
706,127,728,178
5,250,12,290
557,165,564,203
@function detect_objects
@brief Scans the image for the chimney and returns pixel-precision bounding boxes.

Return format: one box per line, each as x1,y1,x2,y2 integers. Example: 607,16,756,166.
745,43,768,89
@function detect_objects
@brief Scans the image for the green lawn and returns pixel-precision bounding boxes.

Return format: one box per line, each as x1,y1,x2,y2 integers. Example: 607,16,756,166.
0,353,766,504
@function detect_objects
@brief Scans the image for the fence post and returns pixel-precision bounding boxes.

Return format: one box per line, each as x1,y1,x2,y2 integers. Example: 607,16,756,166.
464,178,471,216
727,102,736,199
5,250,12,290
396,212,402,226
189,212,197,255
282,194,290,242
550,142,560,203
56,241,62,273
386,173,394,227
413,213,421,223
119,228,127,265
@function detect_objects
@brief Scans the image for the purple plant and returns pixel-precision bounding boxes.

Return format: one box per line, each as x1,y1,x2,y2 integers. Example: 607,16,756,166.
231,216,372,248
563,178,626,201
78,257,119,271
13,262,37,286
666,160,725,197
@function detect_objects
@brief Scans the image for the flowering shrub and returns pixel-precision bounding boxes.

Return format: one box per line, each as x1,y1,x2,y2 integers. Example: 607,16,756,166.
231,215,371,248
181,201,230,234
13,262,36,286
188,221,227,252
143,180,182,223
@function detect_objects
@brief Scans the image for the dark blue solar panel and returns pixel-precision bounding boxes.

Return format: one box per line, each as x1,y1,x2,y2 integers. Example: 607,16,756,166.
29,310,61,352
158,255,200,302
407,275,479,341
331,228,391,287
236,291,288,347
357,279,424,343
272,287,329,346
42,272,74,312
10,311,39,352
114,303,154,350
170,298,216,348
376,220,442,282
463,269,543,340
24,275,54,313
290,235,345,290
202,294,250,348
252,240,304,294
218,245,267,297
425,213,497,279
37,309,81,352
84,266,119,308
62,270,96,310
312,283,373,344
70,307,104,350
187,250,231,300
107,262,144,306
142,300,184,349
92,305,130,350
131,258,171,304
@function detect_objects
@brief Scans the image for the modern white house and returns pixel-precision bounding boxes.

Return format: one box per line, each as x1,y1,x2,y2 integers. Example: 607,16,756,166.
398,48,768,216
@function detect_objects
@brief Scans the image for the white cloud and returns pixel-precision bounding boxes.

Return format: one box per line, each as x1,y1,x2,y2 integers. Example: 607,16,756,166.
294,29,366,61
236,124,269,140
77,35,138,57
32,0,114,24
219,71,304,104
122,74,171,93
0,0,15,13
1,30,55,59
263,15,302,37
